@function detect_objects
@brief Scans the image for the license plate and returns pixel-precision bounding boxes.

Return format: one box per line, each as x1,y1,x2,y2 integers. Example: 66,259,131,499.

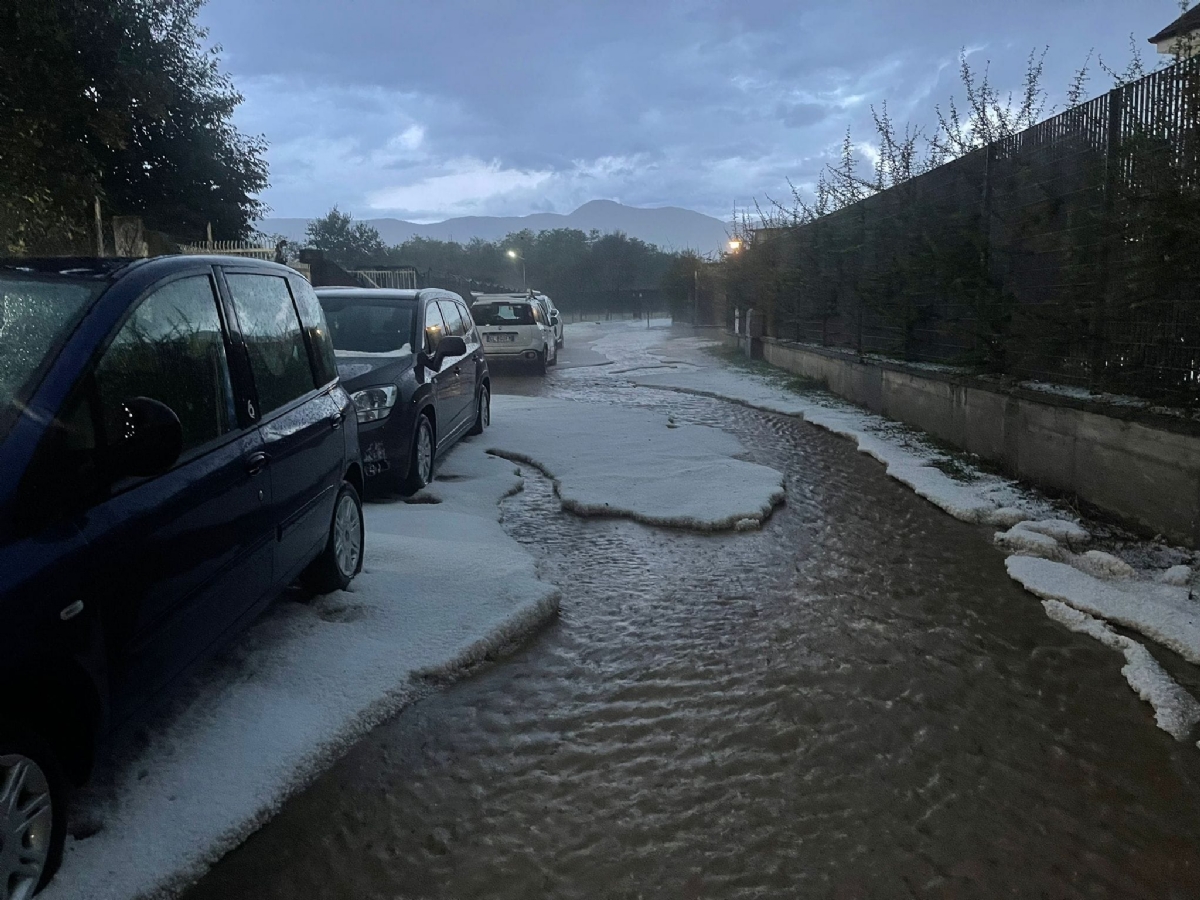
486,334,516,343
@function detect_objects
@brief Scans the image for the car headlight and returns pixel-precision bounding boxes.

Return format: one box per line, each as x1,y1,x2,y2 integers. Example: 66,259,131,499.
351,385,398,423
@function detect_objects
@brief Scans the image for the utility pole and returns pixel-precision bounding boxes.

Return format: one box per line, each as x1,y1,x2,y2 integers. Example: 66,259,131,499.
692,266,700,326
93,197,104,257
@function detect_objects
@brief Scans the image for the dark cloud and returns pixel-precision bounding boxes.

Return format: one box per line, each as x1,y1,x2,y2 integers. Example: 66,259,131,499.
777,101,834,129
199,0,1178,220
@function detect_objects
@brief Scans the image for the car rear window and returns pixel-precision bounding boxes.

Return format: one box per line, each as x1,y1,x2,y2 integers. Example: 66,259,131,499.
320,299,416,356
471,303,535,326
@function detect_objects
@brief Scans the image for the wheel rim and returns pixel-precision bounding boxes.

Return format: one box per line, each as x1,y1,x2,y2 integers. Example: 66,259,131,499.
0,754,53,900
481,391,490,428
416,422,433,484
332,493,361,579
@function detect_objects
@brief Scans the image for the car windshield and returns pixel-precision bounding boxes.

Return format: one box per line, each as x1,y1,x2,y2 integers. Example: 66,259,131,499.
319,299,415,356
471,303,536,326
0,274,102,440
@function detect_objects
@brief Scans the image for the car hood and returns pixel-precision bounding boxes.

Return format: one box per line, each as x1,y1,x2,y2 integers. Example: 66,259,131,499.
334,347,415,383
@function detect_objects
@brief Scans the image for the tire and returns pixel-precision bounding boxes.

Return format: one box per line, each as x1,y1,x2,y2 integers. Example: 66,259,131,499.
534,350,547,375
468,385,490,436
401,413,435,494
0,726,67,899
548,344,558,367
301,481,364,594
557,335,564,349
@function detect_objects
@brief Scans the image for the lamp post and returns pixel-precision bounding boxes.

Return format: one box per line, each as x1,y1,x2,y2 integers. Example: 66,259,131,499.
506,249,526,289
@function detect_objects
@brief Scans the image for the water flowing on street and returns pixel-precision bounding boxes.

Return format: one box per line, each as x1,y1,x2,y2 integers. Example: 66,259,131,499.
185,328,1200,900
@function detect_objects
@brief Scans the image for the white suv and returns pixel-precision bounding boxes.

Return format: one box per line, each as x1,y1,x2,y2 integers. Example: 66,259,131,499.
534,292,564,348
471,294,558,373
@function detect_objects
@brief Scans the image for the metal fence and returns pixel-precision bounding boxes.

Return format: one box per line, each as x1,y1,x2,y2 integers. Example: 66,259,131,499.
742,57,1200,404
353,267,419,289
179,240,276,260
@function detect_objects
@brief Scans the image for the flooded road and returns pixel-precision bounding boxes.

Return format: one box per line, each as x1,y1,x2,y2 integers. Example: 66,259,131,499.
185,328,1200,900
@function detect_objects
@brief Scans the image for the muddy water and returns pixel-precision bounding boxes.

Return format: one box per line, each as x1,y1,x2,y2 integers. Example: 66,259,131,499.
186,356,1200,900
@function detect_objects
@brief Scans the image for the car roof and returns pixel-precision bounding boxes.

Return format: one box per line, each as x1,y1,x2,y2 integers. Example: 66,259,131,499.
0,254,300,282
314,287,463,304
315,287,420,302
473,293,535,304
0,257,141,281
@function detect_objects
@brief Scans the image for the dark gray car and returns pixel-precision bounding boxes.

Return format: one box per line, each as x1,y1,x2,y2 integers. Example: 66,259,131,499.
317,288,491,494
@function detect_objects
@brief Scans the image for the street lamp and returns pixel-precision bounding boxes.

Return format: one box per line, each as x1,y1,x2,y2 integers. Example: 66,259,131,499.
728,239,743,252
506,249,526,289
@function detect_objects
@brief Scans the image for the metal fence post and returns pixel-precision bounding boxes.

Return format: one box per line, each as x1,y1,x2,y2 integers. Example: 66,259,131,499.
980,144,996,361
1093,85,1126,391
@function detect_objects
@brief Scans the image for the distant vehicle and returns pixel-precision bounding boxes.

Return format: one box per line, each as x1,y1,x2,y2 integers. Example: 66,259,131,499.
317,288,490,494
0,256,364,897
470,294,558,373
533,292,564,348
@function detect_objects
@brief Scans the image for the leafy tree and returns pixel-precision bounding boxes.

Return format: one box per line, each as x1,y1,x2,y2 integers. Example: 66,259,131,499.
0,0,267,253
305,207,387,268
383,226,678,310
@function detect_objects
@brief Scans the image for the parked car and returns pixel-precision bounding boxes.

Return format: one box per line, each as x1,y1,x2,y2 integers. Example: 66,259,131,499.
534,292,565,348
317,287,490,494
470,294,558,373
0,255,364,897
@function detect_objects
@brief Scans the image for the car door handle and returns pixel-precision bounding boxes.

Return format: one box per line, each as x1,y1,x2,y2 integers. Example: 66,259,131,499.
244,451,270,476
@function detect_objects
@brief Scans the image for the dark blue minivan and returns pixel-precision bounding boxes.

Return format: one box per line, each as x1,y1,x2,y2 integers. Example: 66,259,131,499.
0,256,365,896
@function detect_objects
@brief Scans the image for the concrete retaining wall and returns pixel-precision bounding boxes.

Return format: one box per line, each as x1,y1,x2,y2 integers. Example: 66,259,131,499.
755,337,1200,547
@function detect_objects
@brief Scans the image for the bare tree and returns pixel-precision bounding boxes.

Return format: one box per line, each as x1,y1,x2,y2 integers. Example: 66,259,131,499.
929,47,1048,161
1064,50,1093,108
1098,33,1149,88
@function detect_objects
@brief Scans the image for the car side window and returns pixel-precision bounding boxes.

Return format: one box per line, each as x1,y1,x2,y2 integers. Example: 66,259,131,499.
289,277,338,387
456,302,478,342
424,301,447,353
95,275,236,456
226,273,315,416
437,300,466,337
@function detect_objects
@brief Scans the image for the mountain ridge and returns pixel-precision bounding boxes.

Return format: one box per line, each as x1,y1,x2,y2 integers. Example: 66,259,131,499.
261,200,728,256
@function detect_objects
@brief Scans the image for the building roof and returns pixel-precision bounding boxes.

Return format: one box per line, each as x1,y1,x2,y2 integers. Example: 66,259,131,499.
1149,4,1200,44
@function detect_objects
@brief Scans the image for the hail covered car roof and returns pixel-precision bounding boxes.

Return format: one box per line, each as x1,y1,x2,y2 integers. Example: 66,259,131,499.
1,255,297,282
473,294,536,303
315,288,423,302
0,257,141,281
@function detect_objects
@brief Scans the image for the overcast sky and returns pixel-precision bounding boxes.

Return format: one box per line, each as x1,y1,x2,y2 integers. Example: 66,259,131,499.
199,0,1183,223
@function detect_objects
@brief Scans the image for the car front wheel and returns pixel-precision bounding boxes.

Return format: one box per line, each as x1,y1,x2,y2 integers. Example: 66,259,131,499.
402,413,435,493
0,727,66,900
301,481,364,594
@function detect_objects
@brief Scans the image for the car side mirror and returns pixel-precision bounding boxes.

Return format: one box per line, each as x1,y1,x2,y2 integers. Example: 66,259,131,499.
106,396,184,479
420,335,468,372
438,335,467,360
551,313,560,325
